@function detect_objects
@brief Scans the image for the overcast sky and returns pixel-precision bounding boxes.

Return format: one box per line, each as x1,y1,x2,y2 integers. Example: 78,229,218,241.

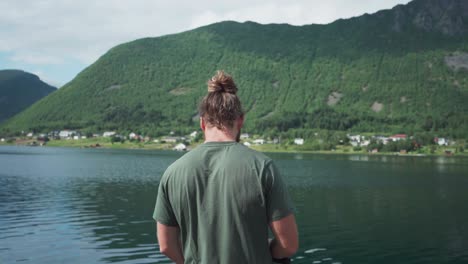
0,0,411,87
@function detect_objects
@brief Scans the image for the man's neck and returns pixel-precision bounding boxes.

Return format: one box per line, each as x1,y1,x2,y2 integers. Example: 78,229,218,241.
204,126,237,143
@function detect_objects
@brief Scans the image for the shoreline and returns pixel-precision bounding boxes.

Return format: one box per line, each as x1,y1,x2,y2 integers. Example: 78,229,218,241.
1,139,467,158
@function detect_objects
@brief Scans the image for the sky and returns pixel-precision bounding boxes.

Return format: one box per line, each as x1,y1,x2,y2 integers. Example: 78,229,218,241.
0,0,411,87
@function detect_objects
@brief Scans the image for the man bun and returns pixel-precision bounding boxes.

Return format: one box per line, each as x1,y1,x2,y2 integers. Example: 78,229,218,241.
207,70,238,94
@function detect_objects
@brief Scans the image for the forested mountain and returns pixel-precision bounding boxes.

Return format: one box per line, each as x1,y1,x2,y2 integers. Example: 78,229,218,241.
2,0,468,138
0,70,56,124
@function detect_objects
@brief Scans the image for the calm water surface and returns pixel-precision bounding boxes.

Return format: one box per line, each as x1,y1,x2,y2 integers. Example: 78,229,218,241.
0,146,467,264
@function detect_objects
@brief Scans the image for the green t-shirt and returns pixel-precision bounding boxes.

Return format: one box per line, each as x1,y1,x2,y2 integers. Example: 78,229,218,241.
153,141,294,264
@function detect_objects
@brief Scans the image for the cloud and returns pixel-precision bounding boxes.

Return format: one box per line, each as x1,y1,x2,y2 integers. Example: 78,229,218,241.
11,54,63,65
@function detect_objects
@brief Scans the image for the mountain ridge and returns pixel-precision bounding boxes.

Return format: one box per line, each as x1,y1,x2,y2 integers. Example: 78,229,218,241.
0,69,56,124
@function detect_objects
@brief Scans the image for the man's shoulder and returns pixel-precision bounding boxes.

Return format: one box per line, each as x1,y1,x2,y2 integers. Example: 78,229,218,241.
232,143,273,162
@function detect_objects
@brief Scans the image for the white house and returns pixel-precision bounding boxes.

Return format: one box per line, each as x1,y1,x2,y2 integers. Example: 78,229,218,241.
190,131,198,138
437,138,448,146
73,135,80,140
360,140,370,147
253,139,265,145
59,130,76,139
389,134,407,142
347,134,361,143
294,138,304,145
243,142,251,147
240,133,250,140
374,135,389,145
129,132,138,139
26,132,34,137
103,131,116,137
173,143,187,151
162,136,179,143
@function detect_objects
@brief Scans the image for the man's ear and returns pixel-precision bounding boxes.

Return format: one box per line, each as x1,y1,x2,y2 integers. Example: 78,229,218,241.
237,115,244,129
200,117,206,131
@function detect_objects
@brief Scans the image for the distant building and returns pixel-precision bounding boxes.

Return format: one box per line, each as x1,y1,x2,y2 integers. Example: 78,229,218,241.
347,134,361,143
59,130,76,139
190,131,198,138
162,136,179,143
26,132,34,137
73,136,80,140
374,135,389,145
435,137,448,146
389,134,407,142
173,143,186,151
103,131,116,137
294,138,304,145
243,142,251,147
48,131,60,138
253,139,265,145
0,138,5,142
129,132,138,139
360,140,370,147
92,133,101,138
240,133,250,140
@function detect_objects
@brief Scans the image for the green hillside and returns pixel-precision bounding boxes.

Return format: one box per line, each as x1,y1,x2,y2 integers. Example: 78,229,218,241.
0,70,56,123
2,0,468,138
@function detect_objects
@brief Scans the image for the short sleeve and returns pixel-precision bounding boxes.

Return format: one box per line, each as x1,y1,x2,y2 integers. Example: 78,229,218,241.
153,176,178,226
264,161,295,223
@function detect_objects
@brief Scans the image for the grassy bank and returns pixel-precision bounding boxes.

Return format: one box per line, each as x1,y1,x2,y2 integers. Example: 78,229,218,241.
2,138,467,157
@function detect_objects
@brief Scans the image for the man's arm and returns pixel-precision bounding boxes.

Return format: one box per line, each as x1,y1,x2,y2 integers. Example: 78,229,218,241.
157,222,184,264
269,214,299,259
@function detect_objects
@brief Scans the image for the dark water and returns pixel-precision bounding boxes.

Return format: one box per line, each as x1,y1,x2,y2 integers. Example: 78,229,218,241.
0,146,467,264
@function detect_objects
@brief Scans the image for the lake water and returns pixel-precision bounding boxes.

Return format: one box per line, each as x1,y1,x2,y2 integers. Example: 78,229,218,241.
0,146,467,264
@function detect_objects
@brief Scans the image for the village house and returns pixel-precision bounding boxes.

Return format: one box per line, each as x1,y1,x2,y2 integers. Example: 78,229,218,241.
253,139,265,145
59,130,77,139
240,133,250,140
103,131,116,137
374,135,390,145
347,134,362,143
162,136,180,143
48,131,60,139
129,132,138,139
348,134,368,147
435,137,448,146
173,143,187,151
190,131,198,138
360,140,371,147
389,134,407,142
26,132,34,137
294,138,304,145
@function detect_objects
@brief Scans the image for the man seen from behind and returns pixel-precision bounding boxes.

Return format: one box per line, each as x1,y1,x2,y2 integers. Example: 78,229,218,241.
154,71,299,263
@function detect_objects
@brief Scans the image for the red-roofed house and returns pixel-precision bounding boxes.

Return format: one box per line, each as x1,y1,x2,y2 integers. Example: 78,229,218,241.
389,134,407,142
